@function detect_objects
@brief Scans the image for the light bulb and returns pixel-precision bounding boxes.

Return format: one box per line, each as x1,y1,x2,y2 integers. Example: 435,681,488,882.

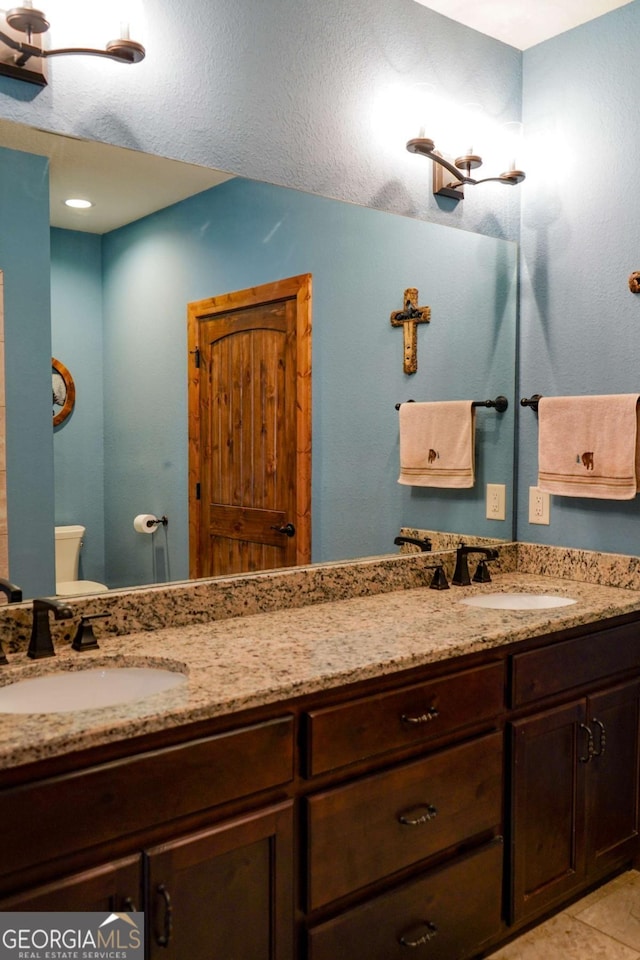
64,198,93,209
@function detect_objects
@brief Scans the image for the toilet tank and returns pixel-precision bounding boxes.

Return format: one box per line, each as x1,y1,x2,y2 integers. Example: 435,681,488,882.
54,525,86,583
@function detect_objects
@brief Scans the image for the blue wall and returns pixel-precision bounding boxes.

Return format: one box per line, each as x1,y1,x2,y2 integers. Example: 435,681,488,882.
2,0,524,596
0,146,53,596
0,0,522,242
50,228,105,582
10,0,640,573
99,178,515,588
517,2,640,552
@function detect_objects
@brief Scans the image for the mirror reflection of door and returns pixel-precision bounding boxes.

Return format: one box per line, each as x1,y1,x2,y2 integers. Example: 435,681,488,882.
188,274,312,578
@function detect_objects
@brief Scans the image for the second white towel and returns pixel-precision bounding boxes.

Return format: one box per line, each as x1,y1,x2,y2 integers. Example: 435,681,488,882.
538,394,640,500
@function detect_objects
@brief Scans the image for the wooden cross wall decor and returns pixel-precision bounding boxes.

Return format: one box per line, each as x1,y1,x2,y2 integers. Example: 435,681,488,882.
390,288,431,375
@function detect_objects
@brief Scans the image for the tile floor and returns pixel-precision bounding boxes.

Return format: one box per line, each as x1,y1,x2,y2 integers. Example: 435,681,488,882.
487,871,640,959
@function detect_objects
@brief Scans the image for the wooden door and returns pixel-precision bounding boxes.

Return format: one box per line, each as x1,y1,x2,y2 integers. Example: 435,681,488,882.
188,275,311,578
509,700,587,923
146,802,294,960
586,679,640,873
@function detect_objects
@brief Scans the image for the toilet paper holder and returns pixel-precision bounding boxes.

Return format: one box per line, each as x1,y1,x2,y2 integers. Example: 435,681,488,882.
133,514,168,533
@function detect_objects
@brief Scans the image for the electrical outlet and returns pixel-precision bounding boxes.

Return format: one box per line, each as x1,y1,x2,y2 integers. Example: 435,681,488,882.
529,486,550,525
486,483,506,521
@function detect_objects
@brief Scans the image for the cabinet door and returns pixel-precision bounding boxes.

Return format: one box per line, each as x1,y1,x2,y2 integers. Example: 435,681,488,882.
0,855,141,912
146,801,293,960
509,700,587,923
586,679,640,873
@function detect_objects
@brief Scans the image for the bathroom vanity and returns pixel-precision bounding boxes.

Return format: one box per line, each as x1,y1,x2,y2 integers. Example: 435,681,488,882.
0,568,640,959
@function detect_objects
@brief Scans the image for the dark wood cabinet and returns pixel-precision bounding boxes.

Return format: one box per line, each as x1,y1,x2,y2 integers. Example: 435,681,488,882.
307,838,504,960
305,661,504,776
510,677,640,923
0,715,295,960
3,610,640,960
510,699,587,920
303,664,506,960
0,855,141,912
0,806,293,960
307,731,503,910
146,801,293,960
587,681,640,872
0,716,294,879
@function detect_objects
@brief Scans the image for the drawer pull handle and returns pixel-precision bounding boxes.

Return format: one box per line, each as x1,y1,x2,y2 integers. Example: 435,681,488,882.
592,718,607,758
123,896,137,913
155,884,173,947
399,921,438,948
401,707,439,725
398,804,438,826
579,722,594,763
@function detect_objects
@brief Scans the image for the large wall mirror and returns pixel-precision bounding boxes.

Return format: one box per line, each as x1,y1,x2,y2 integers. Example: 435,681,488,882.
0,118,517,598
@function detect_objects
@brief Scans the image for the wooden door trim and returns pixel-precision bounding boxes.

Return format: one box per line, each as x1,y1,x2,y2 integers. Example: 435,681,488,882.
187,274,312,578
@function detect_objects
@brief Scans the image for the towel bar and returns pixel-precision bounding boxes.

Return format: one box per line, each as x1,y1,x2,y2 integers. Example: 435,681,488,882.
395,395,508,412
520,394,543,412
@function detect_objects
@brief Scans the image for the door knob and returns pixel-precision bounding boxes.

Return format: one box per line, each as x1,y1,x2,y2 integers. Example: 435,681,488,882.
270,522,295,537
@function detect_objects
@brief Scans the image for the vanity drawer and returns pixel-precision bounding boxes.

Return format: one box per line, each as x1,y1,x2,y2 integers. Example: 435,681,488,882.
0,715,294,880
307,731,502,910
511,620,640,707
305,661,504,776
307,837,504,960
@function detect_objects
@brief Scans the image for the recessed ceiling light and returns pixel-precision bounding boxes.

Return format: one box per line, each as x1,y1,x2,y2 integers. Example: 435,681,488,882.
64,198,93,209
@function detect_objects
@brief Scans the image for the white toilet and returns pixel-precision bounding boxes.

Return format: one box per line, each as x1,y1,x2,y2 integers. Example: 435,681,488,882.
55,525,109,597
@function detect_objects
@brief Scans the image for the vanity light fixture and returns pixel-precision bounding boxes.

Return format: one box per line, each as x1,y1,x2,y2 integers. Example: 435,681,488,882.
0,2,145,86
406,137,525,201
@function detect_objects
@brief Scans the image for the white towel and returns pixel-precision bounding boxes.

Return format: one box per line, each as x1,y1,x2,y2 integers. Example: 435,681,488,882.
398,401,475,488
537,394,640,500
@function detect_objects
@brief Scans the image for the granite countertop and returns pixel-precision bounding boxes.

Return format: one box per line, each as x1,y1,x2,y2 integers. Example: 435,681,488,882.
2,571,640,771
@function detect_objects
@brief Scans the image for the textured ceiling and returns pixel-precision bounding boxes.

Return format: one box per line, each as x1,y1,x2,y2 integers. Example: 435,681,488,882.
412,0,635,48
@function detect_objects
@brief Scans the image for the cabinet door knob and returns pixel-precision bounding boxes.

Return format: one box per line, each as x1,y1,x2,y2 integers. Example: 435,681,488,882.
578,722,594,763
399,921,438,947
123,896,137,913
401,707,439,725
592,718,607,758
155,884,173,947
398,803,438,826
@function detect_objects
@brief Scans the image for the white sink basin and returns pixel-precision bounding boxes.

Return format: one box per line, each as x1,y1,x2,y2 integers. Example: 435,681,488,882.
0,666,187,714
460,593,577,611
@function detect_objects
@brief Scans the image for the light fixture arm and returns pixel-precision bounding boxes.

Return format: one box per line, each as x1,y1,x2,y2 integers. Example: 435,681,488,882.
0,6,145,85
0,27,35,64
406,137,525,201
42,41,145,63
407,138,475,185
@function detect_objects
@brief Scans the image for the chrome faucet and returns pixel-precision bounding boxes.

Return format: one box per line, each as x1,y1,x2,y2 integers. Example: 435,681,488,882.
452,544,499,586
394,535,432,553
28,597,74,659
